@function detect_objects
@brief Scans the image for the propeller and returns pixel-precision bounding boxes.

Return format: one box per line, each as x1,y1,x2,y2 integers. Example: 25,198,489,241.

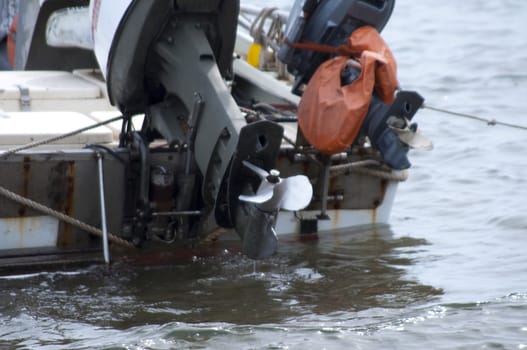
238,161,313,212
387,116,433,151
235,161,313,259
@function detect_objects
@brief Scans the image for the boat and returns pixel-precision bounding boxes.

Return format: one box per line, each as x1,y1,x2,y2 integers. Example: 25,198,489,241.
0,0,429,271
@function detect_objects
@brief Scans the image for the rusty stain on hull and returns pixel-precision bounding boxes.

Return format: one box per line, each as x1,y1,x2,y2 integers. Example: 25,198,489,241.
54,161,76,247
332,208,340,229
63,161,76,246
18,157,31,217
329,207,378,230
15,157,32,236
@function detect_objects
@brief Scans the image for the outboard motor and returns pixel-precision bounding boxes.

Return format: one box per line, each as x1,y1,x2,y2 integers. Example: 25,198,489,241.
85,0,312,258
279,0,426,170
39,0,313,259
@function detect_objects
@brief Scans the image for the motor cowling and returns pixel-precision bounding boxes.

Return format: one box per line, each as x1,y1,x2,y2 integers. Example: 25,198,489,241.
278,0,395,94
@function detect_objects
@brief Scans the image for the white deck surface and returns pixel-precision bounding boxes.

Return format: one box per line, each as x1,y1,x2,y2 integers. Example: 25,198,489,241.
0,71,100,100
0,111,114,145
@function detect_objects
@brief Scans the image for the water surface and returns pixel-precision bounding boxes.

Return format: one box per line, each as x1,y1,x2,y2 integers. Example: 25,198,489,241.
1,0,527,349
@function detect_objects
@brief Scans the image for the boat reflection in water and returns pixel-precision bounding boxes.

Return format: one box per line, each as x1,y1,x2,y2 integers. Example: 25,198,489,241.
0,226,442,330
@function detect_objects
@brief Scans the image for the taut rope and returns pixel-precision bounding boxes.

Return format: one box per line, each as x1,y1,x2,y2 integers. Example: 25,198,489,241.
423,104,527,131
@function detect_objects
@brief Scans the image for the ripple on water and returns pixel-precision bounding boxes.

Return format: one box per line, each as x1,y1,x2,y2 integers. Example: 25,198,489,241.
2,0,527,349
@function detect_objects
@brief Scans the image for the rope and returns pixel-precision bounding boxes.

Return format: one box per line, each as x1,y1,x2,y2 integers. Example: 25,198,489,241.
249,7,284,51
351,167,408,182
0,115,124,159
0,114,134,248
330,160,409,182
249,7,276,45
423,104,527,131
0,185,135,249
244,6,287,75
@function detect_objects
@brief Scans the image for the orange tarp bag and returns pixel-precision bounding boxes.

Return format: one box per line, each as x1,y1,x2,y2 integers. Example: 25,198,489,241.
349,26,398,104
297,26,398,155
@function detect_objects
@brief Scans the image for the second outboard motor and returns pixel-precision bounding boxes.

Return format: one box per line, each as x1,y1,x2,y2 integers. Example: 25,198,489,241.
279,0,428,170
278,0,395,94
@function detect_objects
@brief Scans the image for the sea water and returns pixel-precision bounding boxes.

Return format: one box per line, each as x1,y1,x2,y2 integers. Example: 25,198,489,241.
1,0,526,348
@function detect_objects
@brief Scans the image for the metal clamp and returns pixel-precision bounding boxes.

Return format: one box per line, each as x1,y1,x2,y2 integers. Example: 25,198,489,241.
17,85,31,111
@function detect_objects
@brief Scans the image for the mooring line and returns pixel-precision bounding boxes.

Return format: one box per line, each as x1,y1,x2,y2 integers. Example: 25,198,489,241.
0,115,125,159
423,104,527,131
0,185,135,249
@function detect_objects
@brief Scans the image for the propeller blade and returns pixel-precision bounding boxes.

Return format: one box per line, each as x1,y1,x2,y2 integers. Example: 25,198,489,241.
278,175,313,211
242,160,269,179
238,181,275,204
238,161,313,212
392,127,433,150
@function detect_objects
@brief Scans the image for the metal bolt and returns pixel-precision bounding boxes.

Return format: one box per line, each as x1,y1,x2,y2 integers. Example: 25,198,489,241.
266,169,281,184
